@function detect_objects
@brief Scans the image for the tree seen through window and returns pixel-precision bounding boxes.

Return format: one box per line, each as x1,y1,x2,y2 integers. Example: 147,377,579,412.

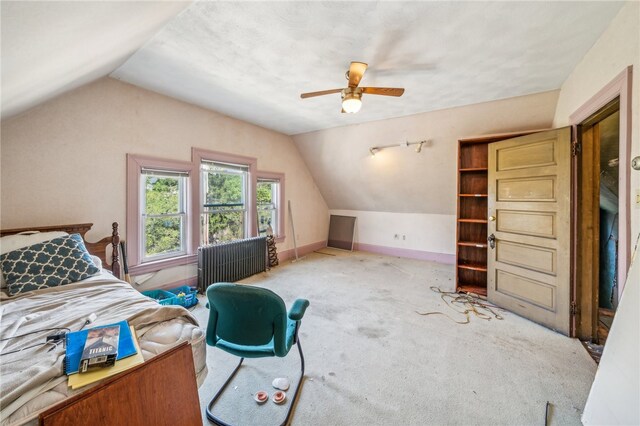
143,174,186,258
201,162,247,244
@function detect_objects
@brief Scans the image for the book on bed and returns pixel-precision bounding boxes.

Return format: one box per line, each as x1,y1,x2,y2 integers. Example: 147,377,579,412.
80,324,120,372
65,320,137,375
68,326,144,389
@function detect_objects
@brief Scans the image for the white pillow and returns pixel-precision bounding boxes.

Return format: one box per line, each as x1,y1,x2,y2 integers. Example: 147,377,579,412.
1,231,69,288
90,255,103,270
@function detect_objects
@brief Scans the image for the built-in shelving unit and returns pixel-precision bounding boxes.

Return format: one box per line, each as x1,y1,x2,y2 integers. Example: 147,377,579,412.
455,139,489,296
455,131,543,297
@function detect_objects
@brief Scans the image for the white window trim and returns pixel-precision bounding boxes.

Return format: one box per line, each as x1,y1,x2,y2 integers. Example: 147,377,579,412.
200,160,249,244
256,171,285,243
192,148,258,245
126,154,197,275
140,170,188,262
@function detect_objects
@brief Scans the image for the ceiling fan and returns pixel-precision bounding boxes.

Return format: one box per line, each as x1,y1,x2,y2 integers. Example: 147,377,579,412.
300,62,404,113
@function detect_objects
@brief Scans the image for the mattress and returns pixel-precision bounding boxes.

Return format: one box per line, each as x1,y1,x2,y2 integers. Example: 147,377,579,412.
0,272,207,426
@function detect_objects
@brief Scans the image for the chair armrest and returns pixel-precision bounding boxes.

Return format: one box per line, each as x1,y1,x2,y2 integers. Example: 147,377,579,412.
288,299,309,321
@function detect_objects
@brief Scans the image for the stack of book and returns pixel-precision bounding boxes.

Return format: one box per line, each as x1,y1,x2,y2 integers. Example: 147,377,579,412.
65,320,144,389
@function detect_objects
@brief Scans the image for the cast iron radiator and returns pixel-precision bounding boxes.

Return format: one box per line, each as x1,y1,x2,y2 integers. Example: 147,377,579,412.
197,236,268,292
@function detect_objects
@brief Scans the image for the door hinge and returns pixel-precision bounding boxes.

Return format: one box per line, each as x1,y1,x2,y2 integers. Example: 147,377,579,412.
571,141,582,157
570,301,579,315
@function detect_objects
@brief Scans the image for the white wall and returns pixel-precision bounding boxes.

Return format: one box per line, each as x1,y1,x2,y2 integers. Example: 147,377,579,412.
553,3,640,423
294,90,559,257
582,237,640,425
330,209,455,260
553,1,640,244
0,77,329,288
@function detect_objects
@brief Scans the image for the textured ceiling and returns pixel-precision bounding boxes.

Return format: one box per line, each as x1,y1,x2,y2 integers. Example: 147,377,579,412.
1,1,190,118
1,1,624,131
111,1,624,135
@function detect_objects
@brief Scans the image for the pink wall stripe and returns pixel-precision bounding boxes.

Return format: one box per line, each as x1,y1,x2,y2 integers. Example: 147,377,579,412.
278,240,327,261
354,243,455,264
138,240,454,292
276,239,455,264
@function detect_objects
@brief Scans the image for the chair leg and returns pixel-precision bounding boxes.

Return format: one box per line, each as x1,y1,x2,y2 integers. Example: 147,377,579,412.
205,335,305,426
281,335,305,426
206,357,245,426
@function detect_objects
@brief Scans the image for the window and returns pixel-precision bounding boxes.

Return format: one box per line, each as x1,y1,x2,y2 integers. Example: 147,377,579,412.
127,150,283,273
256,171,285,240
200,160,249,244
140,169,188,261
257,178,280,237
126,154,195,273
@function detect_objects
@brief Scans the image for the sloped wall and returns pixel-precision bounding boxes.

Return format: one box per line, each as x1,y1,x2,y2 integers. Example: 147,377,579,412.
293,91,559,259
553,0,640,257
551,2,639,422
0,77,329,287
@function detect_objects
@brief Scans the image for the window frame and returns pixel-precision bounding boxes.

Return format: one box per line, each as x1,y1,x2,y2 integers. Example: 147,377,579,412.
126,154,197,274
256,171,285,242
140,169,188,262
200,160,250,244
192,148,258,245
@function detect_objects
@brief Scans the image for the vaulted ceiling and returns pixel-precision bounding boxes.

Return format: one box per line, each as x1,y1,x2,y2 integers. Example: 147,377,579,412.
1,1,190,118
1,1,625,135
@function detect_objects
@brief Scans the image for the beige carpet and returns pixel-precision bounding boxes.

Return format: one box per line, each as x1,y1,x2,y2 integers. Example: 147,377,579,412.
191,250,597,425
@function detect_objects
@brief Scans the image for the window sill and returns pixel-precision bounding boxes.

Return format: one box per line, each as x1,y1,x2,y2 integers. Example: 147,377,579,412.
129,254,198,276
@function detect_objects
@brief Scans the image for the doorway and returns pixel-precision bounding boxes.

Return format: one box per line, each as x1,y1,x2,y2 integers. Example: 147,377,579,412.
576,98,620,361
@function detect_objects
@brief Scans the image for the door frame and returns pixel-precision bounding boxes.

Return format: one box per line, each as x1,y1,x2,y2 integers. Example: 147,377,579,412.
569,66,633,338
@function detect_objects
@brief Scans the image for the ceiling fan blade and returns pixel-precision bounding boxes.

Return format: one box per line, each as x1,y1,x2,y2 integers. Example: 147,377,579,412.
300,88,343,99
361,87,405,97
348,62,368,88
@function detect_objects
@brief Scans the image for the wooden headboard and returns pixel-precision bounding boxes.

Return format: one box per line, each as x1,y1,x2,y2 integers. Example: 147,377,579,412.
0,222,121,279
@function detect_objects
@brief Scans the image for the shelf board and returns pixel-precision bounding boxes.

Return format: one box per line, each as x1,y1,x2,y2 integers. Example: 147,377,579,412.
458,193,488,197
458,218,488,224
458,241,488,248
457,263,488,272
457,284,487,297
459,167,488,172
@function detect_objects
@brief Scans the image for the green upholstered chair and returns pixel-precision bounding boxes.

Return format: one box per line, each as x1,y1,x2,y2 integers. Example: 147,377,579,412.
205,282,310,426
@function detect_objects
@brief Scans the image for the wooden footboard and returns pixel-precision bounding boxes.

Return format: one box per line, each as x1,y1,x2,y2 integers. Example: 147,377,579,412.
39,342,201,426
0,222,121,279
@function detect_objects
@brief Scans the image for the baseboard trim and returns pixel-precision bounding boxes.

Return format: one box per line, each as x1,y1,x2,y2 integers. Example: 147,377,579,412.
354,243,455,264
278,240,327,261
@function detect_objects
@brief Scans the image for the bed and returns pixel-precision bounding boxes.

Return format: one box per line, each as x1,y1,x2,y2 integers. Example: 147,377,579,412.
0,223,207,426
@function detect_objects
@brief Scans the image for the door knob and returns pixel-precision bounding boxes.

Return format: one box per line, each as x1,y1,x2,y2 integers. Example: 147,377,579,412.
488,234,496,249
489,215,496,222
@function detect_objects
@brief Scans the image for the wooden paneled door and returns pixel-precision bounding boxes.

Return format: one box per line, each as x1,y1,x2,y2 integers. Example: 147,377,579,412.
487,128,572,335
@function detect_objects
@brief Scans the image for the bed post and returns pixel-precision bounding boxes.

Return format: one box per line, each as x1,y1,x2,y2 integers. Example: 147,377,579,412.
111,222,121,279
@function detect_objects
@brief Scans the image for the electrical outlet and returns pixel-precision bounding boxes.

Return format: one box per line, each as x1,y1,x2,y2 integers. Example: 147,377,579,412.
402,235,406,240
394,234,399,240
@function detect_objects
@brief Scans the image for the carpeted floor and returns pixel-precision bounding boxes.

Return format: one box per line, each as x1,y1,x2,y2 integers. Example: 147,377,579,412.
191,250,597,425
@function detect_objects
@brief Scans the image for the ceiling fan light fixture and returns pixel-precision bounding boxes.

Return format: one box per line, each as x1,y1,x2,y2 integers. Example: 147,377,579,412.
341,91,362,113
300,61,403,113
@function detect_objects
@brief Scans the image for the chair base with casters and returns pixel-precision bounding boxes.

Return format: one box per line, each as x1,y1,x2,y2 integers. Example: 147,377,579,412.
204,283,310,426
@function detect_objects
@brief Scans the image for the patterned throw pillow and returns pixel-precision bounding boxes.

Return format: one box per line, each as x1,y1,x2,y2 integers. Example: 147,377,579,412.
1,234,100,296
